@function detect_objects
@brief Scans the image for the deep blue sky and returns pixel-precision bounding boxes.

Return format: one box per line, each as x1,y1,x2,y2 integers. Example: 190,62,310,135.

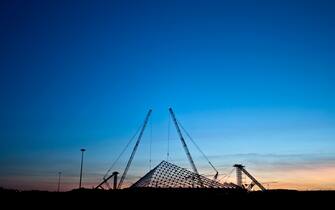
1,0,335,190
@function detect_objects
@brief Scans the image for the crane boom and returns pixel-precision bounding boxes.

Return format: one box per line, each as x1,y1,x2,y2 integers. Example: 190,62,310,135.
240,167,266,191
168,108,199,175
95,171,119,190
234,164,266,191
117,109,152,189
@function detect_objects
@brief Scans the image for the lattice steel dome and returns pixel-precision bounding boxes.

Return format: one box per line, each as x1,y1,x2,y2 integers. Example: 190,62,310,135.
131,161,238,189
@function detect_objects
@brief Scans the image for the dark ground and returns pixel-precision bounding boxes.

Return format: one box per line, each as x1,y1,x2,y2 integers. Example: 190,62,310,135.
1,187,334,208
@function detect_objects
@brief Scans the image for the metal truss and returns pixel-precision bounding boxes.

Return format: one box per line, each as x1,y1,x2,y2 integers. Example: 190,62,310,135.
131,161,238,189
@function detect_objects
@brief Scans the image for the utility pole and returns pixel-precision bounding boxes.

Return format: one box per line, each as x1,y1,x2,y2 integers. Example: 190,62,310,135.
79,148,86,189
57,172,62,192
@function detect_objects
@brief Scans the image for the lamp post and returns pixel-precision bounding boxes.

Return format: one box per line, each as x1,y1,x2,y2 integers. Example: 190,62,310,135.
57,172,61,192
79,148,86,189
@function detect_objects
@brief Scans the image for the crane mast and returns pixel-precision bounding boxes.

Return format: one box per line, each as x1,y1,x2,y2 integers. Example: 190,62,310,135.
117,109,152,189
169,108,200,176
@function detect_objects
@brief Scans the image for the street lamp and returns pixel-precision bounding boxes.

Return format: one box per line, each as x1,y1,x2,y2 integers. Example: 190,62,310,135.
79,148,86,189
57,172,62,192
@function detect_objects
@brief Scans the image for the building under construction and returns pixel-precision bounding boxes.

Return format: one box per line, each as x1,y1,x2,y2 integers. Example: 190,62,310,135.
96,108,266,192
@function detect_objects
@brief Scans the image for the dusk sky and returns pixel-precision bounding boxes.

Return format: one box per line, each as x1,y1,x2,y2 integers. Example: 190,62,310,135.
1,0,335,191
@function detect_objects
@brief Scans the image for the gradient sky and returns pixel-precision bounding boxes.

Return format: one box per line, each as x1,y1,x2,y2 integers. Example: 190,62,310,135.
1,0,335,191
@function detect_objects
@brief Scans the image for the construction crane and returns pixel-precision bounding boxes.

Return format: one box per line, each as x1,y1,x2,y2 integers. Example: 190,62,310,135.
169,108,205,188
117,109,152,189
234,164,266,191
95,171,119,190
169,108,200,175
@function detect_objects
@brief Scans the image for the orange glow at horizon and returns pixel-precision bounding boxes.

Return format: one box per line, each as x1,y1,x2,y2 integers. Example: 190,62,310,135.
211,164,335,191
1,164,335,191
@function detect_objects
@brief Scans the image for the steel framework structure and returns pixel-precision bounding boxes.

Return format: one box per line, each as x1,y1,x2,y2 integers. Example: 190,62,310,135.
233,164,266,191
131,161,238,189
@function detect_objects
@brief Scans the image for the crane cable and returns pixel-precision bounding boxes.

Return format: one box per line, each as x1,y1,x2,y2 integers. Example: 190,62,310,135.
220,168,235,183
149,120,153,170
177,119,219,179
167,113,171,162
102,124,142,180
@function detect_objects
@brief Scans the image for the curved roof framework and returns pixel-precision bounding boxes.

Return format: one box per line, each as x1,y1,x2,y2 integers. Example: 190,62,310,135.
131,161,238,189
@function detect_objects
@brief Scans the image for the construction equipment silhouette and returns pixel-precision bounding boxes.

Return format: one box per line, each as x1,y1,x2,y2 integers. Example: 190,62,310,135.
96,108,267,191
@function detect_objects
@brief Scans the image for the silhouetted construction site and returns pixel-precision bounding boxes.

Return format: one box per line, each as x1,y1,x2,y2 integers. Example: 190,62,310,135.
2,108,334,208
95,108,267,192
